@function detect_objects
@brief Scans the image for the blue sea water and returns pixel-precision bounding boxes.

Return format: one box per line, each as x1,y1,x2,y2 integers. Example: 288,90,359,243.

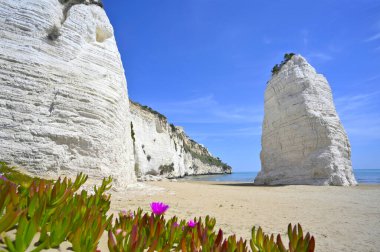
184,169,380,184
354,169,380,184
184,172,258,182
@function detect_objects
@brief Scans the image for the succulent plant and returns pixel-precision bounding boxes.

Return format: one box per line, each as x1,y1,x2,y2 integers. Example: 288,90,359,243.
0,163,315,252
0,163,112,251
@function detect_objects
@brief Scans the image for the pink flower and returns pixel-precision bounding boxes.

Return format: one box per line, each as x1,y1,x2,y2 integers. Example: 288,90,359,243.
115,229,122,235
187,220,196,228
173,222,179,228
150,202,169,215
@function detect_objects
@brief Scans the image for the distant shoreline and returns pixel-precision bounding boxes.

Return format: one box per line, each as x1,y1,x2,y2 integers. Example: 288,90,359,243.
181,169,380,184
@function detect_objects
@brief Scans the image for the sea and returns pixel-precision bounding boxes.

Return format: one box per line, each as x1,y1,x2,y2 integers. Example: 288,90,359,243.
183,169,380,184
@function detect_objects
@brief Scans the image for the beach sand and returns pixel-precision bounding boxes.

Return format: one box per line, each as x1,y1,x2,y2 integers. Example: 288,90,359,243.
109,181,380,252
3,180,378,251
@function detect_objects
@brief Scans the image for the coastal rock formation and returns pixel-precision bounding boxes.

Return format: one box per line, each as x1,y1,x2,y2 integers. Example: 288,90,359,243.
255,55,357,186
0,0,232,185
130,101,232,178
0,0,135,186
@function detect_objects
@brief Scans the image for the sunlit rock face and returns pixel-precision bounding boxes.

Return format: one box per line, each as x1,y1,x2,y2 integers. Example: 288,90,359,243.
0,0,135,186
130,101,232,179
255,55,357,186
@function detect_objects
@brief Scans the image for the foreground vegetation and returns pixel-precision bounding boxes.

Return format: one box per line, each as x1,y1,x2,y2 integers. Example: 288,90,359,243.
0,162,315,251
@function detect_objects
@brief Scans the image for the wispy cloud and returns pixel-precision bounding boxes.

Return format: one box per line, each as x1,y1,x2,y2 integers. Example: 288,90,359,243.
327,43,343,53
262,36,272,45
363,75,380,83
147,95,263,143
306,52,333,62
335,91,380,139
364,20,380,52
365,32,380,42
301,29,309,48
335,92,379,113
341,113,380,140
190,126,262,140
152,95,263,124
345,124,380,140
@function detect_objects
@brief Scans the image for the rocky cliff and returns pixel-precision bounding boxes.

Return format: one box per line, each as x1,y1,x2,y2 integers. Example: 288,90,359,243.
255,54,357,186
130,101,232,179
0,0,231,185
0,0,135,186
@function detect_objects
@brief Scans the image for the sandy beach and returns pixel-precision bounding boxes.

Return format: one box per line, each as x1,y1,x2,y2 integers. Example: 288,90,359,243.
110,181,380,252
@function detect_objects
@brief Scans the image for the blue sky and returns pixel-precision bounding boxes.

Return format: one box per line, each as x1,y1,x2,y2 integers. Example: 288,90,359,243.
104,0,380,171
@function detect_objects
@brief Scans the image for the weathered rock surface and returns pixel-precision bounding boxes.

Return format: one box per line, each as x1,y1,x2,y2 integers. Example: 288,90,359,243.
130,101,232,178
255,55,357,186
0,0,135,186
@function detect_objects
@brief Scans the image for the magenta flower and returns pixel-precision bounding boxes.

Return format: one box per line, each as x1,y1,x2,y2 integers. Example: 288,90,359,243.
173,222,179,228
187,220,196,228
150,202,169,215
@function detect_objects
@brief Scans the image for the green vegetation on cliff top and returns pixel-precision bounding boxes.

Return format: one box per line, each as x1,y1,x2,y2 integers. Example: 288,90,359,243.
130,100,167,121
271,53,296,76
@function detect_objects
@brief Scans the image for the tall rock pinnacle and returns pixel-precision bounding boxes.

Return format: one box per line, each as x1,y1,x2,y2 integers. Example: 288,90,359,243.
255,55,357,186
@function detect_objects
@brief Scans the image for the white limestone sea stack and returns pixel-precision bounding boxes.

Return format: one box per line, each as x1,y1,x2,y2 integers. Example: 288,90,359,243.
0,0,135,186
255,55,357,186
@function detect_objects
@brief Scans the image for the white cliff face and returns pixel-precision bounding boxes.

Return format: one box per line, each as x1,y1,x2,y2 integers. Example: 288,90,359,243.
255,55,357,186
0,0,135,186
130,101,231,178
